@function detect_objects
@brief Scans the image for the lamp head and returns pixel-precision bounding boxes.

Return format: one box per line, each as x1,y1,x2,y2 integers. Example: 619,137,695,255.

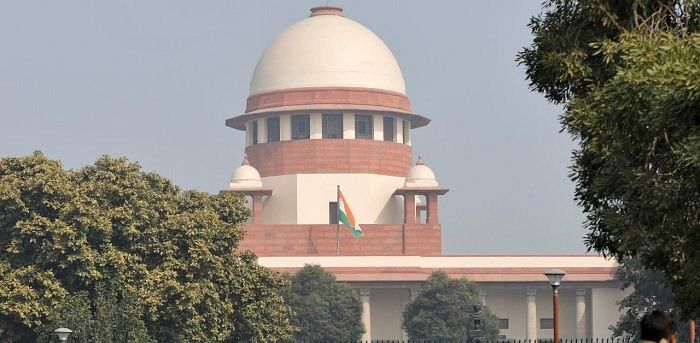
544,268,566,287
54,327,72,341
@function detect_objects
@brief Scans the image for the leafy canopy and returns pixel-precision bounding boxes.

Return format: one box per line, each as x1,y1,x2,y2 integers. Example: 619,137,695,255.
518,0,700,318
0,151,295,342
402,271,499,341
284,264,364,342
611,257,699,340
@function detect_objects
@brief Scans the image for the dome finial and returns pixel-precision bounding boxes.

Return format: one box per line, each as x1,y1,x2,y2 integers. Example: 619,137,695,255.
416,154,425,165
310,5,343,17
241,154,250,166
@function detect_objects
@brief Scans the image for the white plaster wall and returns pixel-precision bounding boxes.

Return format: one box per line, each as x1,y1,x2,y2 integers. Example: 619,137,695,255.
559,288,579,338
257,118,267,143
260,174,298,224
532,288,580,339
484,288,527,339
259,256,619,269
404,119,411,146
342,113,355,139
535,287,553,339
369,288,410,341
245,121,253,146
295,173,405,224
280,115,291,141
396,119,404,144
590,287,625,338
373,115,383,141
310,113,322,139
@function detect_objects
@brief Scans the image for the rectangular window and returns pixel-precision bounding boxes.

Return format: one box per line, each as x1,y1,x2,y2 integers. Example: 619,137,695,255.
291,114,310,140
266,116,280,142
251,120,258,144
383,116,395,142
540,318,553,329
329,202,338,224
355,114,373,139
498,318,509,330
322,113,343,139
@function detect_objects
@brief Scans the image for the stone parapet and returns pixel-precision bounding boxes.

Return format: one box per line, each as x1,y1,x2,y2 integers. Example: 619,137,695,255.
239,223,441,256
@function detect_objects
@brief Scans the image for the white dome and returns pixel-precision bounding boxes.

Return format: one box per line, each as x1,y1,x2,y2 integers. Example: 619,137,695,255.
404,156,439,188
249,7,406,95
229,155,263,189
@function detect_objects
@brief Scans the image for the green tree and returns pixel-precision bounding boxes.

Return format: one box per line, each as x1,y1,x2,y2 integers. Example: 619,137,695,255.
38,286,155,343
518,0,700,318
612,257,699,340
284,264,364,342
0,151,295,342
402,271,499,341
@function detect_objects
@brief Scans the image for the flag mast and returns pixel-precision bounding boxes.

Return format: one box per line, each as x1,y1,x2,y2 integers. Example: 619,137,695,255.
336,185,340,255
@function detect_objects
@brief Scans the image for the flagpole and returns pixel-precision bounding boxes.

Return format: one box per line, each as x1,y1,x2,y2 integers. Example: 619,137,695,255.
336,185,340,255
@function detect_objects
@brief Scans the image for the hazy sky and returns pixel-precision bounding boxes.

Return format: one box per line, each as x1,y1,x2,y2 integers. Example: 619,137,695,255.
0,1,591,254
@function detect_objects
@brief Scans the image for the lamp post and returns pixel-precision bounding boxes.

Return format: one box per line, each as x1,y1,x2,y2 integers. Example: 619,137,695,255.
544,269,566,343
54,327,72,342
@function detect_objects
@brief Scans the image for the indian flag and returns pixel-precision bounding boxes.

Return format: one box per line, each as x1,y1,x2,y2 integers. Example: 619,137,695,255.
338,189,362,238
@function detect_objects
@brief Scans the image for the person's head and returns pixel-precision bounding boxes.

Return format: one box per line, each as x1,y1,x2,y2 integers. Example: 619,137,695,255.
641,310,677,343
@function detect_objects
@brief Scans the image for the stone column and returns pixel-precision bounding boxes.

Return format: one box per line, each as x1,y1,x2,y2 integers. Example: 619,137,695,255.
251,193,264,224
426,193,439,224
526,288,537,341
403,194,416,224
360,289,371,342
576,289,587,339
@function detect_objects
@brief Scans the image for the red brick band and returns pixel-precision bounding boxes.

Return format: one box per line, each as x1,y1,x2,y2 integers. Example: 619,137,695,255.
239,223,441,256
246,87,412,113
245,139,412,177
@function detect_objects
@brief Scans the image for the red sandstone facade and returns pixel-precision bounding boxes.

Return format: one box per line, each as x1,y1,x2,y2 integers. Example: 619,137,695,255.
245,139,413,177
239,224,441,256
245,86,412,113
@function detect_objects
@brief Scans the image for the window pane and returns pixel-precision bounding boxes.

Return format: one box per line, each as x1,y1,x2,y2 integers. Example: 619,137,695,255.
291,114,310,140
329,202,338,224
267,116,280,142
251,120,258,144
498,318,509,329
540,318,553,329
383,116,394,141
322,114,343,139
355,114,373,139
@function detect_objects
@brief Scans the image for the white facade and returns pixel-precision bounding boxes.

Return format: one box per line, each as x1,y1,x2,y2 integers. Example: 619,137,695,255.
260,173,406,224
259,256,626,341
225,6,629,342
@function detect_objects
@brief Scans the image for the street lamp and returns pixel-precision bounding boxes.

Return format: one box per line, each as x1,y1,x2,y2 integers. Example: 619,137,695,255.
544,269,566,343
54,327,72,342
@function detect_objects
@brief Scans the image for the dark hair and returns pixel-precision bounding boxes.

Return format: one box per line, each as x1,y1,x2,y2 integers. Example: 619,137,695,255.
641,310,677,342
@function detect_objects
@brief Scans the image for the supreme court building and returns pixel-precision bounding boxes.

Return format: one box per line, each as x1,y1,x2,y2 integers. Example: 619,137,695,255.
222,6,626,341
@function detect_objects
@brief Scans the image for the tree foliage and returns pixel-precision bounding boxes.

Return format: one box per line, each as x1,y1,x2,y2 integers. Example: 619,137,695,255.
612,256,674,338
37,286,155,343
402,271,499,341
612,257,699,340
284,264,364,342
518,0,700,318
0,151,295,342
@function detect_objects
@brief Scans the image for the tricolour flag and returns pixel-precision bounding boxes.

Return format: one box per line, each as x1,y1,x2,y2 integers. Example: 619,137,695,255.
338,189,362,238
